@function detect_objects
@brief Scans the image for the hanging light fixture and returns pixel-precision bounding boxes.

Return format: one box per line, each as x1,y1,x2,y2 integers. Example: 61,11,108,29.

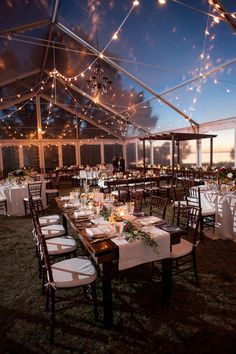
87,61,112,95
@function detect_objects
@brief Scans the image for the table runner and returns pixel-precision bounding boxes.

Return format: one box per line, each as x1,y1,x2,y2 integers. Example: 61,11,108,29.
113,226,170,270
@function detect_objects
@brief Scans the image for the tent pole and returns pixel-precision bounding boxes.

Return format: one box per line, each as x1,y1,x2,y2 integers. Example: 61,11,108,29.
172,135,175,178
210,137,213,168
143,139,146,174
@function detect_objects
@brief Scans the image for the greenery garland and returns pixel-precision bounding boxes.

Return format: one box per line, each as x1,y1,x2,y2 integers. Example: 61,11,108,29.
100,207,159,254
124,221,159,254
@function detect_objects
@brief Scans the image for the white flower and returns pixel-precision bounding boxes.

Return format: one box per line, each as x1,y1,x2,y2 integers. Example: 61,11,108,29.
227,172,233,179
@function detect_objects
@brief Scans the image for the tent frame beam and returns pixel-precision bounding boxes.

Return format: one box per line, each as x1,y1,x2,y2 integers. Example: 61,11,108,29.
40,93,121,139
57,22,199,130
0,19,51,36
56,76,150,135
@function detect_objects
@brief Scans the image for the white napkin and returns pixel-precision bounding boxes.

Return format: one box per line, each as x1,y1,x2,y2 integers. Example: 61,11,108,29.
74,210,93,218
85,226,111,238
61,196,70,201
134,216,162,226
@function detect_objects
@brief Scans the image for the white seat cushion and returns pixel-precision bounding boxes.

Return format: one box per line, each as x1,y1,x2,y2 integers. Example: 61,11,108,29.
24,196,41,202
174,200,187,206
111,191,119,196
201,208,215,216
171,238,193,258
41,224,66,238
46,236,77,255
0,198,7,202
39,214,60,226
51,256,97,288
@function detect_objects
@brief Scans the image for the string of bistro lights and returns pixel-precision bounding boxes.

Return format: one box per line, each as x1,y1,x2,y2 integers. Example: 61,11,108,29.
0,0,146,139
1,0,234,103
1,0,236,138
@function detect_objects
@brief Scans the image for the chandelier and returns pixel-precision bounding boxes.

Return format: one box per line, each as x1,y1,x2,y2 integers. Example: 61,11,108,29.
87,62,112,95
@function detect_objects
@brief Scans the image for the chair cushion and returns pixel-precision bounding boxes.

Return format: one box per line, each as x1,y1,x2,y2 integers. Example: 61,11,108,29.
41,224,66,238
201,208,215,216
174,200,187,206
39,214,60,226
170,238,193,258
0,197,7,202
24,196,41,202
46,236,77,255
51,256,97,288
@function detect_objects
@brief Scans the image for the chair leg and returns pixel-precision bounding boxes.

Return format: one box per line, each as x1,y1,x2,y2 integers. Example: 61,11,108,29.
192,248,199,287
91,282,98,321
200,218,204,242
50,289,56,344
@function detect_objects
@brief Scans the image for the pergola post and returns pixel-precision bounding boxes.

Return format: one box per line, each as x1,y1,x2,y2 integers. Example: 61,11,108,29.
210,137,213,168
150,141,154,164
176,141,180,165
19,145,24,168
143,139,146,173
0,145,3,176
171,135,175,177
234,127,236,168
135,139,138,166
196,139,202,167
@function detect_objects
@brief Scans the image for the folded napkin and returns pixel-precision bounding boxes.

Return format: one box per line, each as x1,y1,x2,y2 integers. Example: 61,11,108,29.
61,196,70,201
85,226,112,239
134,216,162,226
64,203,75,208
74,210,93,219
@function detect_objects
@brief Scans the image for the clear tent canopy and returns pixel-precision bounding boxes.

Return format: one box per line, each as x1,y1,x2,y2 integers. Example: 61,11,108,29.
0,0,236,144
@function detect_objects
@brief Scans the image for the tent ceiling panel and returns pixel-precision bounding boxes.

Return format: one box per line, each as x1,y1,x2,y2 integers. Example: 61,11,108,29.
0,71,42,103
0,97,37,140
0,0,236,141
56,0,236,129
0,25,51,86
0,0,53,32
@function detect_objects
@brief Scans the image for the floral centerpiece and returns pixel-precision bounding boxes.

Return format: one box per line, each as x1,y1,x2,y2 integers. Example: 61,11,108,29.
7,167,31,184
216,167,236,191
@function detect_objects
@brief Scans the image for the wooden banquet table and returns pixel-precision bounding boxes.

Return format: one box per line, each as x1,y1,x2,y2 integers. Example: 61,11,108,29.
98,175,161,193
56,197,181,328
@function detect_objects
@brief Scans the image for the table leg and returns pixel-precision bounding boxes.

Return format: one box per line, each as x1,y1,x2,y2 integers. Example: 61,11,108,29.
62,213,68,235
102,262,113,328
161,258,173,304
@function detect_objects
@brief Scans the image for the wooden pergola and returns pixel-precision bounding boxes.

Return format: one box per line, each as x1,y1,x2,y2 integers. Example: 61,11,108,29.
140,132,217,174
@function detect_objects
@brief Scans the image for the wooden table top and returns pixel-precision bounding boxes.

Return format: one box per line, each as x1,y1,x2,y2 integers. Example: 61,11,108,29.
56,197,181,264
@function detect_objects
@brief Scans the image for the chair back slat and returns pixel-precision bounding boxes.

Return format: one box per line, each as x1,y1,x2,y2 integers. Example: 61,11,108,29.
29,195,54,284
187,188,201,208
150,193,168,219
173,202,201,244
130,191,143,212
28,182,42,198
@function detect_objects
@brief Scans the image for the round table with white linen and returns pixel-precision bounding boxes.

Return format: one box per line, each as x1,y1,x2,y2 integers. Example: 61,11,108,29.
0,182,47,216
192,186,236,242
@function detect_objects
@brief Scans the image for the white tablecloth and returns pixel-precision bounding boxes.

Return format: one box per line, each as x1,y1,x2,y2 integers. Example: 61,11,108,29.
113,226,170,270
198,188,236,242
0,182,47,216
